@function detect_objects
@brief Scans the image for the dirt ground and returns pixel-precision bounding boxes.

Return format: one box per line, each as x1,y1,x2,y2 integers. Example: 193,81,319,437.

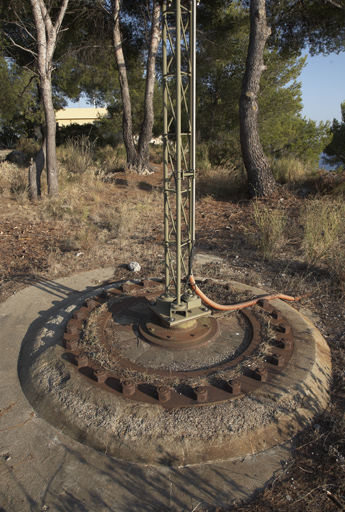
0,157,345,511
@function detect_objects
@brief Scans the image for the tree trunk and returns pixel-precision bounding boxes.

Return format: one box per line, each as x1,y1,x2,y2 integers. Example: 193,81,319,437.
113,0,137,171
137,2,161,174
239,0,277,197
30,0,69,197
41,75,59,195
29,145,45,200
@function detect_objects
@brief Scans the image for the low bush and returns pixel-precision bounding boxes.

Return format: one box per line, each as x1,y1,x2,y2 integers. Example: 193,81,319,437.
270,156,317,185
58,135,96,178
197,163,246,198
300,198,345,265
252,202,288,259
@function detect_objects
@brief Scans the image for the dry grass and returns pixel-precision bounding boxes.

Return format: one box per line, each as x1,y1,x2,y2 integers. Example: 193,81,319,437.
270,156,317,185
0,161,28,199
197,163,246,198
252,201,288,259
300,198,345,265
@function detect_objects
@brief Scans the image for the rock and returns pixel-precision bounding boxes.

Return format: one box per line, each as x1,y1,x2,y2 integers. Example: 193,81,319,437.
5,150,28,166
128,261,141,272
297,188,312,197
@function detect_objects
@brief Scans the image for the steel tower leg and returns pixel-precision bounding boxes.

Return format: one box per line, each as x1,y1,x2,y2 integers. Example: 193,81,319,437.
151,0,209,327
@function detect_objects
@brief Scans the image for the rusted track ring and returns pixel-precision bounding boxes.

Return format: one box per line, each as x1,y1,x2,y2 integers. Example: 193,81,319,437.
61,280,295,409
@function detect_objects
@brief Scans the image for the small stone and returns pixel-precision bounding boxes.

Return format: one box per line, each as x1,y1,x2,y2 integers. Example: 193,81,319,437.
128,261,141,272
313,423,321,431
297,188,312,197
286,495,292,501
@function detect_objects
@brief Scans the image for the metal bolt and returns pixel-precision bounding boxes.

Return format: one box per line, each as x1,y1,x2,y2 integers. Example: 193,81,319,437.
66,324,78,335
280,323,291,334
73,310,86,320
272,310,283,321
149,301,156,306
94,369,107,383
122,380,136,396
158,386,171,402
202,307,209,312
75,354,88,367
281,338,293,350
169,317,175,322
86,299,97,310
228,379,242,395
272,353,285,367
258,299,269,309
195,386,208,402
65,339,78,351
254,367,268,382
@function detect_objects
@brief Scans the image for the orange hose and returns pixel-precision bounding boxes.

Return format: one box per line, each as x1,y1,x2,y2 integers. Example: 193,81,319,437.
188,275,303,311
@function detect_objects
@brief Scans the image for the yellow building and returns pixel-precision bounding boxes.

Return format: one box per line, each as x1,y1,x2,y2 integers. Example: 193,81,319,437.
55,107,109,127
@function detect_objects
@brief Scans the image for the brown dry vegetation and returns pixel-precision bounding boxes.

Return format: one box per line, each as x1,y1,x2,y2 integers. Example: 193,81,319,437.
0,145,345,511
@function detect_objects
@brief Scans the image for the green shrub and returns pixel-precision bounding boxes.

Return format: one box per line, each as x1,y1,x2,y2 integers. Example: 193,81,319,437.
56,123,100,146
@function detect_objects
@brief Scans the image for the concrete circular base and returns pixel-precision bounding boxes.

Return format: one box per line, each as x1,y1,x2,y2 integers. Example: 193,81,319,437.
0,269,331,511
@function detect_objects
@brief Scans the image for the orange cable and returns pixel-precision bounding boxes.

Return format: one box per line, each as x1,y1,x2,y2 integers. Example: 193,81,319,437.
188,275,304,311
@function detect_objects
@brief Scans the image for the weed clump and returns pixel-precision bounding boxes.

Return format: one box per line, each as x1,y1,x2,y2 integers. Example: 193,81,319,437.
301,199,345,265
252,202,288,259
270,156,317,185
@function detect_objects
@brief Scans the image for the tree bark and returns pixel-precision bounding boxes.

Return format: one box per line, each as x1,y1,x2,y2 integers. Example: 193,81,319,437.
29,145,45,200
239,0,277,197
112,0,138,171
137,2,161,174
30,0,69,196
112,0,161,174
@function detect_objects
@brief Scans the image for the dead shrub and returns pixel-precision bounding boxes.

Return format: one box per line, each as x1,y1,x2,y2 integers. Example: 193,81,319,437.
252,202,288,259
301,199,345,265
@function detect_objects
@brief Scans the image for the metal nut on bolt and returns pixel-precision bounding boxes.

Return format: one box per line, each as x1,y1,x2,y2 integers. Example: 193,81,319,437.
158,386,171,402
281,338,293,350
272,353,285,366
195,386,208,402
65,339,78,351
254,367,268,382
258,299,269,309
228,379,242,395
73,310,86,320
122,380,136,396
66,324,78,335
280,323,291,334
75,354,88,367
86,299,97,310
94,369,107,383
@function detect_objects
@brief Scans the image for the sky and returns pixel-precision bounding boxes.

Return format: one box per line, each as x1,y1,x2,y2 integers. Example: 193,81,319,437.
299,51,345,124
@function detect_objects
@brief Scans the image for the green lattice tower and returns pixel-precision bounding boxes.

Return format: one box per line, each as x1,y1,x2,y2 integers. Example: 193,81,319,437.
151,0,209,326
